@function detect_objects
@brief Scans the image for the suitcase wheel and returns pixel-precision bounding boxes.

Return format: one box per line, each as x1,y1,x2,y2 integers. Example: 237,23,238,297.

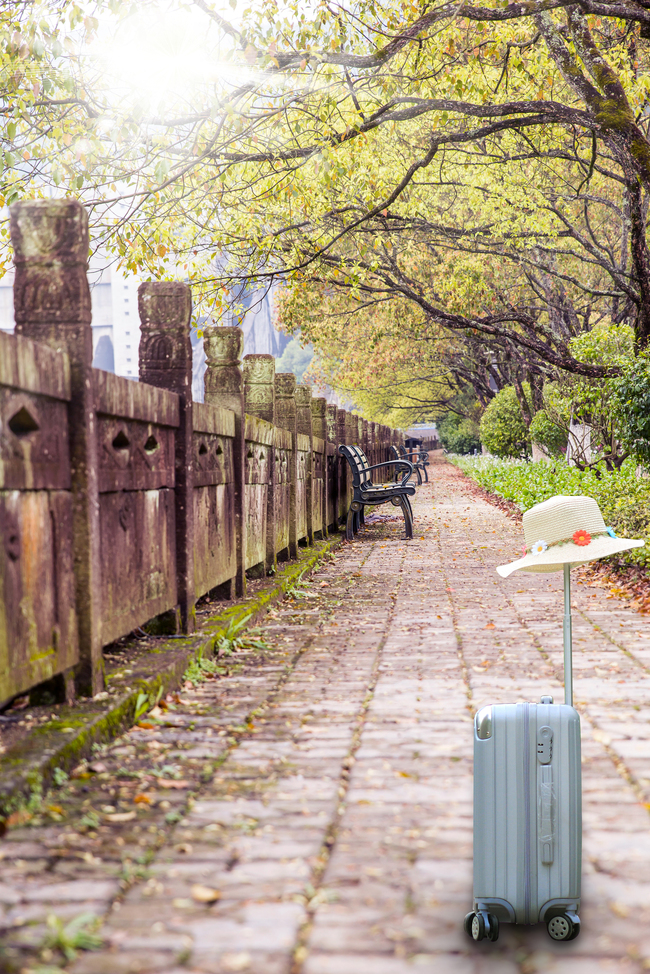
465,911,499,942
547,913,580,941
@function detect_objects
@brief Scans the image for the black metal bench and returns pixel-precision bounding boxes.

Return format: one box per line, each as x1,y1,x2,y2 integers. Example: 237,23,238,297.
338,444,416,540
390,444,429,484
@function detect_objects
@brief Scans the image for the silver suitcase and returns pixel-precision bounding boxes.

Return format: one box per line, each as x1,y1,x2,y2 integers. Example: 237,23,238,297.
468,699,581,942
466,566,582,943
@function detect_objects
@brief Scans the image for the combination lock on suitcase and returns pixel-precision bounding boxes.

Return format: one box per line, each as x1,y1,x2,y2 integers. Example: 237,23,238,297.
465,698,581,942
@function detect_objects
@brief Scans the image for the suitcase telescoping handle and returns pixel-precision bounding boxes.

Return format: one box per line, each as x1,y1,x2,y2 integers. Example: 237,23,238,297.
563,564,573,707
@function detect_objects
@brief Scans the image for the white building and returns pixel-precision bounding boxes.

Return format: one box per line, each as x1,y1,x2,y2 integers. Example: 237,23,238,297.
1,263,304,401
0,255,141,380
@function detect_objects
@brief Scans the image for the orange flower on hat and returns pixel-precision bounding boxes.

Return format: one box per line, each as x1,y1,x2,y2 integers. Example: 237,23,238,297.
572,529,591,546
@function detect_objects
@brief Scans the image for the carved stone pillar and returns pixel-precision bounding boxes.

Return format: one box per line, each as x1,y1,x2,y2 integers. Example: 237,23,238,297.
243,354,275,424
311,396,327,539
244,354,276,572
275,373,298,558
138,282,195,633
345,411,356,447
11,198,101,697
337,408,348,525
326,404,339,532
203,326,246,597
296,384,313,546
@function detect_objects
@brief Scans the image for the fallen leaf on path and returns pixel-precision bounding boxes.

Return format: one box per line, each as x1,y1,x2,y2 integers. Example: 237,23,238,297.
157,778,190,789
484,622,495,629
134,794,152,805
103,811,136,823
6,809,32,828
191,884,222,904
610,900,629,918
135,721,155,730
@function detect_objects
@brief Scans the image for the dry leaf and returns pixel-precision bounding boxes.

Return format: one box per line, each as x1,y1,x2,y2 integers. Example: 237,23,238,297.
191,884,222,904
88,761,108,773
134,794,152,805
6,809,32,828
157,778,190,789
484,622,495,629
136,721,155,730
610,900,629,918
103,810,136,823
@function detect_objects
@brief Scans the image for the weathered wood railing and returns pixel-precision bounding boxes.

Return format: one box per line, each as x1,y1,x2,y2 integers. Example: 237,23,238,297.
0,199,404,707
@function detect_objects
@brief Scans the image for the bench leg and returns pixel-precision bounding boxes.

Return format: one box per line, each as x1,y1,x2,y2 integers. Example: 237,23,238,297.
401,497,414,539
423,465,429,483
416,467,423,486
359,505,365,526
353,509,361,534
346,508,355,541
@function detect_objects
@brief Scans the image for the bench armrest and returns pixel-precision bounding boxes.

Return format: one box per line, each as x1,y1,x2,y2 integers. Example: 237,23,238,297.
365,458,414,486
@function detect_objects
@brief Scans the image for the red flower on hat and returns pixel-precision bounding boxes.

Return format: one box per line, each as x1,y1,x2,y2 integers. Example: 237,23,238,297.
572,529,591,546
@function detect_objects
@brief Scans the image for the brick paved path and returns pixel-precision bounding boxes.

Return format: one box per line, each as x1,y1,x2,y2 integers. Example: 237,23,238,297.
2,459,650,973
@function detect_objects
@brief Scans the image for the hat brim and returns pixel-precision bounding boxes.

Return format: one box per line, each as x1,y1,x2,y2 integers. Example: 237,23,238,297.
496,536,644,578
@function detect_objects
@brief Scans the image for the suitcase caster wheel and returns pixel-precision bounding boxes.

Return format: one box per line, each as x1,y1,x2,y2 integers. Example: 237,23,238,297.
547,914,579,941
471,912,485,941
486,914,499,942
467,911,498,942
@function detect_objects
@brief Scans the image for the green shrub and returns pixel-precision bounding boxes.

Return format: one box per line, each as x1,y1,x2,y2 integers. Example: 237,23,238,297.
479,386,530,458
450,454,650,568
438,413,480,454
529,409,567,456
613,351,650,463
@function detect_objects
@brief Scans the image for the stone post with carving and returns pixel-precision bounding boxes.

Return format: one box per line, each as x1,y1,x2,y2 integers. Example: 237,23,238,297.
311,396,327,539
203,326,246,598
326,404,339,532
11,198,101,698
275,373,298,559
138,282,196,633
296,384,313,546
337,408,348,524
244,354,276,572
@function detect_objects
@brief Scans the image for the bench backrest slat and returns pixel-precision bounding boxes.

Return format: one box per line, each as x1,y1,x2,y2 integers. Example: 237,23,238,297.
339,443,372,487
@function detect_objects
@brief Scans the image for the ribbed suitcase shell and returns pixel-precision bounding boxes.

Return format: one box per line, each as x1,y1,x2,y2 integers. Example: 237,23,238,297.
473,702,581,924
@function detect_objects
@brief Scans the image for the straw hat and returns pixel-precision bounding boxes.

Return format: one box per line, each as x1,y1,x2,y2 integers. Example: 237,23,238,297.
497,494,644,578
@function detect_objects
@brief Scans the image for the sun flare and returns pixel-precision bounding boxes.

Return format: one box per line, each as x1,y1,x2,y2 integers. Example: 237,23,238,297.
95,7,244,109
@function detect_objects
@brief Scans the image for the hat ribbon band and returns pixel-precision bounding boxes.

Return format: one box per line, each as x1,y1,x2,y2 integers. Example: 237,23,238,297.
524,527,617,556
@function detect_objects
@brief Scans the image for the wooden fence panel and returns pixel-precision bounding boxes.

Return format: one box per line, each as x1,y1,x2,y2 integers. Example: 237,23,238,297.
296,431,310,543
193,402,237,598
245,415,274,574
94,370,180,644
0,332,78,707
274,428,291,559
